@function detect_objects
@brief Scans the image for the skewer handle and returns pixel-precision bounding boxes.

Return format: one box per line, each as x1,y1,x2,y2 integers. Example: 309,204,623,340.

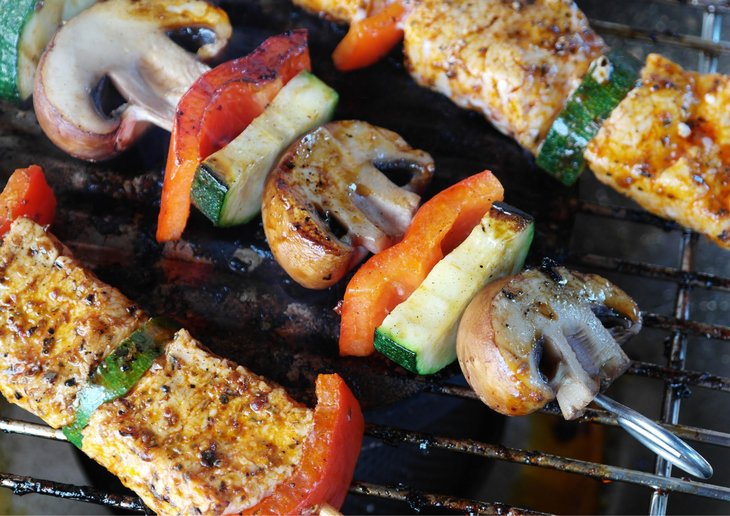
594,394,713,479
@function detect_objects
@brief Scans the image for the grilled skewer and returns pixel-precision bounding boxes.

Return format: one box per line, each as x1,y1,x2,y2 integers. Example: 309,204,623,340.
293,0,730,249
0,218,363,514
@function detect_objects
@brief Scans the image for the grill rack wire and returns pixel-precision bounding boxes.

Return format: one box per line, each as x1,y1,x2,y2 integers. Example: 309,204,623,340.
2,0,730,513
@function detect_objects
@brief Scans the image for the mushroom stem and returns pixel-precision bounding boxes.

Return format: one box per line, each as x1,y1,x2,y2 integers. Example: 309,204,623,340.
111,44,211,132
543,323,629,419
33,0,231,161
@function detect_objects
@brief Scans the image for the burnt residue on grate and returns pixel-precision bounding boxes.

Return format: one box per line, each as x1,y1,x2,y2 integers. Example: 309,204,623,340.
0,473,148,513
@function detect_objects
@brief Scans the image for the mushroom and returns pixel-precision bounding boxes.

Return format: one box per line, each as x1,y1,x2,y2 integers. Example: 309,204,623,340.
262,120,435,289
456,262,641,419
33,0,231,161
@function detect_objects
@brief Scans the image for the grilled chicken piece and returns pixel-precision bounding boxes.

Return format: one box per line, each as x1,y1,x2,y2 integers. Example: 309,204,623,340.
0,218,146,428
403,0,606,153
83,329,313,515
585,54,730,249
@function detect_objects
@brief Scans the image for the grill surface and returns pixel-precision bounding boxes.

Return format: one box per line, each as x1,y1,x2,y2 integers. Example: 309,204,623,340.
1,0,730,514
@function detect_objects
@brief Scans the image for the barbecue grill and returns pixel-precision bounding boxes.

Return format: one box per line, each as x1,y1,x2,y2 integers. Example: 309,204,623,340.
1,0,730,514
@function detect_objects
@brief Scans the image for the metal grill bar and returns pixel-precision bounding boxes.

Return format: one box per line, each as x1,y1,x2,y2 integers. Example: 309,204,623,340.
3,406,729,508
539,405,730,447
0,465,547,516
426,360,730,397
577,201,682,230
426,383,730,446
649,0,730,15
649,11,723,507
591,18,730,55
0,472,147,512
365,424,730,502
0,418,64,441
348,482,548,515
642,313,730,341
650,232,697,514
621,361,729,390
570,254,730,293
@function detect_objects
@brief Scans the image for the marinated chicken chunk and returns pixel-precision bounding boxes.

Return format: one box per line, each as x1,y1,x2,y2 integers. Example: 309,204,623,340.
0,218,146,428
403,0,606,153
82,329,313,515
585,54,730,249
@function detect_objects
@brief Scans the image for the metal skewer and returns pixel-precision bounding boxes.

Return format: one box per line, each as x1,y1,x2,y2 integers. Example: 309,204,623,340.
594,394,713,480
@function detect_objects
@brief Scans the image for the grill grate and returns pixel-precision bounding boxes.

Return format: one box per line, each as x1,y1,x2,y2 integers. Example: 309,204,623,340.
1,0,730,514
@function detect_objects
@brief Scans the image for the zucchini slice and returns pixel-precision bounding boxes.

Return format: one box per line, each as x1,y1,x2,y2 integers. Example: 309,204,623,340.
191,70,339,227
62,317,179,448
0,0,97,102
536,50,642,186
374,203,534,375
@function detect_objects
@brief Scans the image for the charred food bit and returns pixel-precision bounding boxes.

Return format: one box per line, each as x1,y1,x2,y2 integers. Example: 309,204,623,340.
33,0,231,161
262,120,434,289
457,264,641,420
585,54,730,249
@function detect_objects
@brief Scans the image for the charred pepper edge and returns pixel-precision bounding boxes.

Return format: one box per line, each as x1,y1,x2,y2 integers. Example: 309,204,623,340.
536,49,643,186
62,317,180,448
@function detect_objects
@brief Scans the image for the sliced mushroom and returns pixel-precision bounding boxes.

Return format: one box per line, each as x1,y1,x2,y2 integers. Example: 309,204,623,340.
457,263,641,420
262,120,434,289
33,0,231,161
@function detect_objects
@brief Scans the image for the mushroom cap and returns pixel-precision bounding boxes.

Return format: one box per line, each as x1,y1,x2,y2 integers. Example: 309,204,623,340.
33,0,231,161
262,120,434,289
457,266,641,419
263,172,361,290
458,276,553,416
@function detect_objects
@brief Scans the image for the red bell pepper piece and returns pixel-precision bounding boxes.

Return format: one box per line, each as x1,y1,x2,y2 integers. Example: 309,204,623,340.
157,30,311,242
339,171,504,356
332,2,406,71
0,165,57,236
248,373,364,513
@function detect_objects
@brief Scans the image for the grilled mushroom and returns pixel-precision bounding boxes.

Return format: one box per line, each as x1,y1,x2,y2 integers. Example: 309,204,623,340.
457,263,641,420
33,0,231,161
262,120,434,289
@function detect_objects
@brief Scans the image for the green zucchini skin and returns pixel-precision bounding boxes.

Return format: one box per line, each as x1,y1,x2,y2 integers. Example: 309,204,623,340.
374,203,534,375
0,0,98,102
374,332,419,374
192,71,339,227
536,50,642,186
62,317,179,448
0,0,36,102
191,164,229,224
